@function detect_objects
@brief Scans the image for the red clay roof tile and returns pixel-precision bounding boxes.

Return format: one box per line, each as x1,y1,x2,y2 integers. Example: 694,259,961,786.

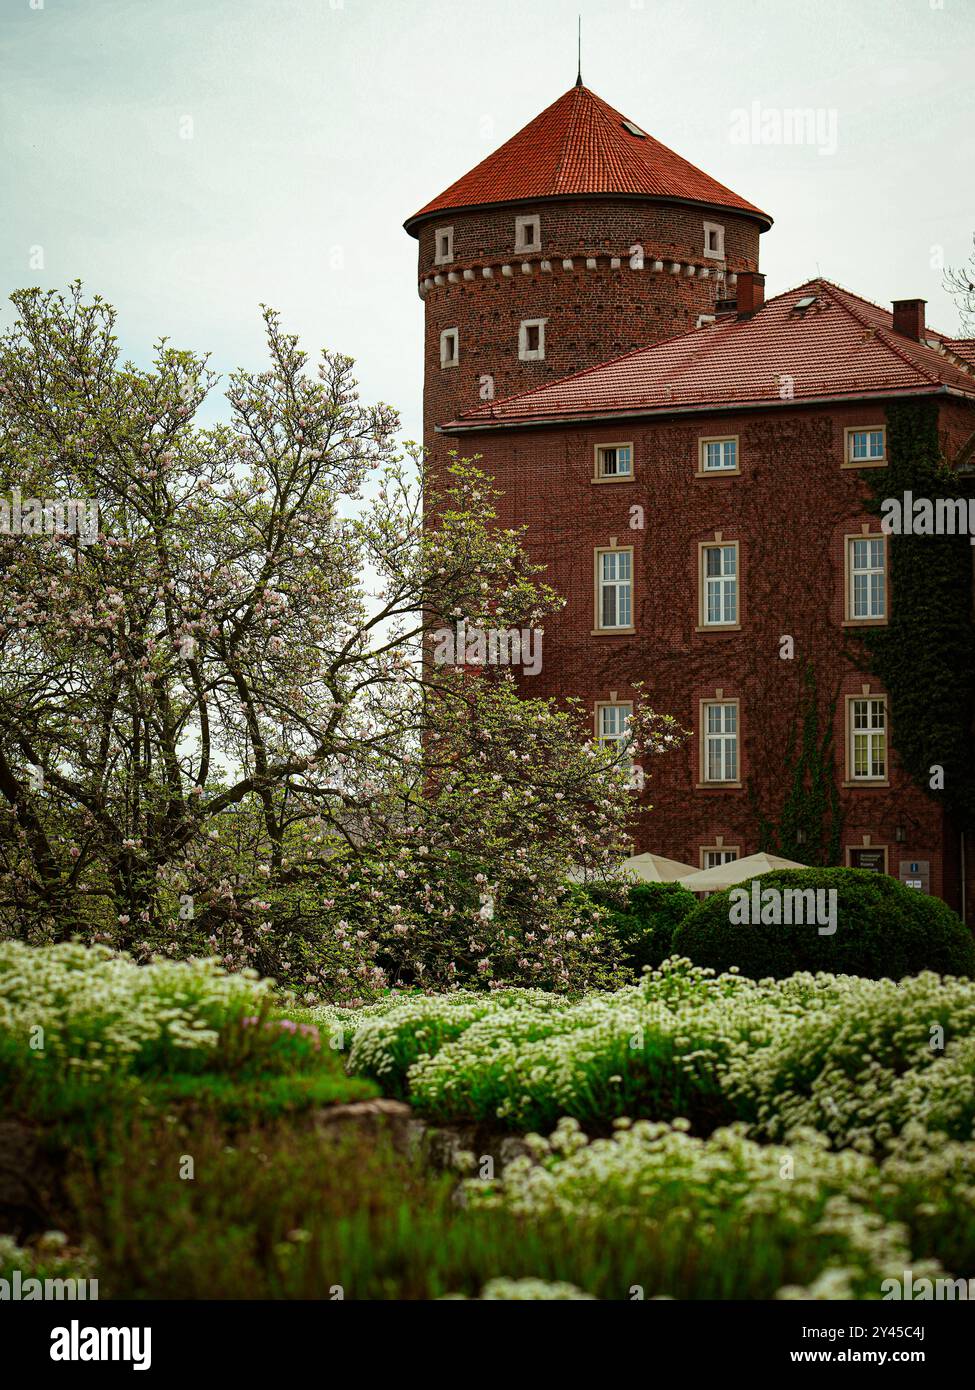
406,85,771,232
444,279,975,430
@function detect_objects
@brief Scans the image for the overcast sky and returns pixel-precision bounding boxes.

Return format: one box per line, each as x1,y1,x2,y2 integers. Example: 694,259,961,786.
3,0,973,440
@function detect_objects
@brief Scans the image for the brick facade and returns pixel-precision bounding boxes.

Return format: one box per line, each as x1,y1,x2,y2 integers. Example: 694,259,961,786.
435,398,972,916
408,91,974,923
415,198,763,456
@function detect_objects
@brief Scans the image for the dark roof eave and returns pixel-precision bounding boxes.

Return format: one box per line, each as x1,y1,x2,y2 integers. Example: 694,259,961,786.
405,188,774,237
439,384,975,435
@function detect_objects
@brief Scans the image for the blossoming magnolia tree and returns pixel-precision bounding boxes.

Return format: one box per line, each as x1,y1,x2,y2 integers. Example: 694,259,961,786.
0,285,684,1000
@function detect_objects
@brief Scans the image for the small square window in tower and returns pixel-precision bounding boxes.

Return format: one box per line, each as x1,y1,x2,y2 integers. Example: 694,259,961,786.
440,328,459,368
434,226,454,265
514,214,541,253
703,222,725,260
519,318,547,361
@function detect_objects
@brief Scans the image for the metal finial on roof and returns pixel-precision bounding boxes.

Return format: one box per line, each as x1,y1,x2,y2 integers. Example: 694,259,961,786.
576,16,582,86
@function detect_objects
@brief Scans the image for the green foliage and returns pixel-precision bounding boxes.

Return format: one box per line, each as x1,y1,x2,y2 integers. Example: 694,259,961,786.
0,942,373,1124
341,958,975,1149
59,1092,975,1301
858,398,975,829
672,868,975,980
570,880,698,976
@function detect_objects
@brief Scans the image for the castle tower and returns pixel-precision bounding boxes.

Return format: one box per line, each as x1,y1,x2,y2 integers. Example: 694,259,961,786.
406,82,772,452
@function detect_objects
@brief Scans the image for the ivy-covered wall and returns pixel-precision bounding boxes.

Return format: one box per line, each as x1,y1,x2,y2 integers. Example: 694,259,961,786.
860,398,975,832
751,662,844,865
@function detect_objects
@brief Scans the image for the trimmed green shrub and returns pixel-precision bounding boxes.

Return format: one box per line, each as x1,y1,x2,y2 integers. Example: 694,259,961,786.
671,868,975,980
573,881,698,976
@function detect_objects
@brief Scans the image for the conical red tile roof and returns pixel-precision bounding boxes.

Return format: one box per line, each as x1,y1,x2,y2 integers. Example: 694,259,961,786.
406,84,772,232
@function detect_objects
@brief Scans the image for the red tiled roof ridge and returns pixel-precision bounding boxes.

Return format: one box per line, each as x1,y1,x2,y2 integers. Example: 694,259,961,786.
820,282,944,388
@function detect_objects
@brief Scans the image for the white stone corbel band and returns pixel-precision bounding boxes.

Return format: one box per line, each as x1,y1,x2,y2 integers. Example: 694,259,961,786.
418,256,738,297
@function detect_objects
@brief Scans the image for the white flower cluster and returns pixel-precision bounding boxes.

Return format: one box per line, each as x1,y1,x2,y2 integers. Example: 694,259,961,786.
465,1117,957,1300
340,960,975,1147
0,941,274,1081
445,1277,596,1300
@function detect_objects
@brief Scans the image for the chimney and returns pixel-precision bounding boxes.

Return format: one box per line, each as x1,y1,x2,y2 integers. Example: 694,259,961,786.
736,271,766,318
892,298,926,341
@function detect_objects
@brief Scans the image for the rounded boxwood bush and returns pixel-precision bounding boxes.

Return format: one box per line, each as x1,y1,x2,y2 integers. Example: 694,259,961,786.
671,867,975,980
574,881,698,976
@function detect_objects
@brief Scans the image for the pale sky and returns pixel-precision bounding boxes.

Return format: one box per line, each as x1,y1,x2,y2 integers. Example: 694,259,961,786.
3,0,973,440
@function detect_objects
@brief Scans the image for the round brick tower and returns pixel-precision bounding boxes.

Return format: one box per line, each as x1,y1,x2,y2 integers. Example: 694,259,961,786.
406,81,773,454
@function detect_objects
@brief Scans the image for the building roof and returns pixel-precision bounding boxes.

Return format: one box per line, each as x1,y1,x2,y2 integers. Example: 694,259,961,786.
406,83,772,233
943,338,975,371
443,279,975,431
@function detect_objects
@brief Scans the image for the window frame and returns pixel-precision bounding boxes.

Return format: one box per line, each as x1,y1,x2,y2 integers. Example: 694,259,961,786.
844,531,888,626
519,317,547,361
698,539,740,630
434,226,454,266
439,326,459,369
593,441,635,483
514,214,541,254
843,425,887,469
701,845,740,869
593,545,635,635
594,700,634,757
698,698,741,787
845,693,889,785
703,221,725,260
697,434,740,476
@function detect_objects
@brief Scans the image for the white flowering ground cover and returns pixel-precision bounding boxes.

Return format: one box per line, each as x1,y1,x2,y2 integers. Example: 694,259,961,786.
0,942,375,1117
4,945,974,1300
323,959,975,1148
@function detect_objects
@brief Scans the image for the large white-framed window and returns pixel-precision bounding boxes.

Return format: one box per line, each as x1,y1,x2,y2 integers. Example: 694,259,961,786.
700,541,739,627
440,327,459,368
593,442,633,481
434,226,454,265
703,221,725,259
514,214,541,253
594,546,633,632
843,426,886,468
700,699,739,784
519,318,547,361
848,695,887,782
846,534,887,623
698,435,739,475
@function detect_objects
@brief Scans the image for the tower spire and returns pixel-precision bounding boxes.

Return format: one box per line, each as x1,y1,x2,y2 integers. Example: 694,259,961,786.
576,16,582,87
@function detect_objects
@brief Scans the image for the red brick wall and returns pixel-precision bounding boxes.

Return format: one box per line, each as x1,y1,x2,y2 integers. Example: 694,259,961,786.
441,398,974,913
412,197,763,454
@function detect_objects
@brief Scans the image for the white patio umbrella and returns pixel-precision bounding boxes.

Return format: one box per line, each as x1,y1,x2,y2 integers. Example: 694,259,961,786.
567,851,697,885
678,851,808,893
621,852,699,884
